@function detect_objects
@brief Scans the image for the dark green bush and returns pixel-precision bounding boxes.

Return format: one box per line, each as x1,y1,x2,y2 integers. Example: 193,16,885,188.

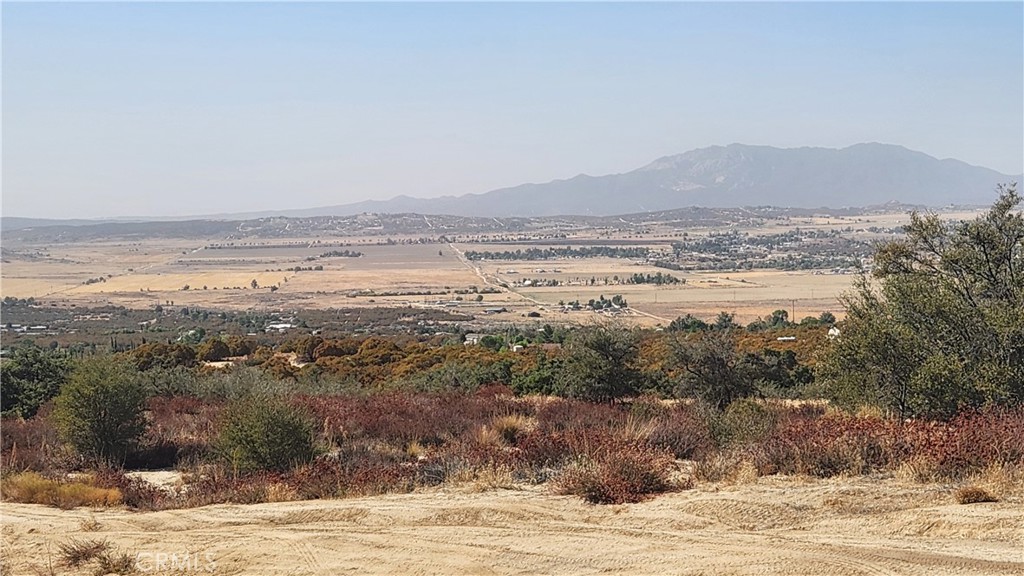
53,358,147,465
217,398,316,473
1,346,72,418
717,399,778,447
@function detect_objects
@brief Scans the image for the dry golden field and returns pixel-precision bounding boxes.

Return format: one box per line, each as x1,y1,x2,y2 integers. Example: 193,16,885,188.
2,232,855,325
5,207,984,324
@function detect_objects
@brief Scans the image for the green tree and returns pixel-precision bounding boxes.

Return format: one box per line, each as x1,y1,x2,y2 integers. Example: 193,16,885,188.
0,346,72,418
559,326,644,403
768,309,791,328
667,314,708,332
53,358,148,464
668,330,761,411
479,335,504,352
819,184,1024,419
196,339,231,362
713,311,738,331
130,343,197,370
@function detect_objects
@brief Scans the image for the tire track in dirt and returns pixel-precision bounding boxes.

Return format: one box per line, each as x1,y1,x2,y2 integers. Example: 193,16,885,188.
3,477,1022,575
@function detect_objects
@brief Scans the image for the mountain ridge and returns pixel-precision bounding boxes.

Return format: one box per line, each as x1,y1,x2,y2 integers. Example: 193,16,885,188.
286,143,1020,218
3,143,1019,225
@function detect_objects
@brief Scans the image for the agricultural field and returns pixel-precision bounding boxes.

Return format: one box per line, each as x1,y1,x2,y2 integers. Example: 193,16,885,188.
4,204,974,328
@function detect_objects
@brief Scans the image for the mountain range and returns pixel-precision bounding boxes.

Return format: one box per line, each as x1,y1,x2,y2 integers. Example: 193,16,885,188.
3,143,1020,228
254,143,1022,219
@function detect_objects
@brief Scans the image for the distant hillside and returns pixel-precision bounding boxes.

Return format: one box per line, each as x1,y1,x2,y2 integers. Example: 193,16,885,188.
0,217,122,232
295,143,1019,217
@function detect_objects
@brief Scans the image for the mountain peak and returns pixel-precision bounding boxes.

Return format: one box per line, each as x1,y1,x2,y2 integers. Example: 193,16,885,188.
268,144,1021,218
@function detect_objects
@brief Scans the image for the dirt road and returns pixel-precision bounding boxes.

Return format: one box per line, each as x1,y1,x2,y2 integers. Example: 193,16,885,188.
2,475,1021,575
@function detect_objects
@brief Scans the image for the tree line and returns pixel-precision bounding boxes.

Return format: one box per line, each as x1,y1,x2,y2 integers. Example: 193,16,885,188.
464,246,650,260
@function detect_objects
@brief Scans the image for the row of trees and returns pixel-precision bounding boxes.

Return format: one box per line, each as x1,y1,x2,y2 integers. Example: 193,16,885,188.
464,246,650,260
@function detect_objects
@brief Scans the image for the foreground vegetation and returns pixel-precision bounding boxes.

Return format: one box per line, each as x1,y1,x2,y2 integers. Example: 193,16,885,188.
4,386,1022,508
1,186,1021,508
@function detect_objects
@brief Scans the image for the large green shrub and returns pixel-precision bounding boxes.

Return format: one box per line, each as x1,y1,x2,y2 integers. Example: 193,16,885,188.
0,346,72,418
217,397,316,473
820,184,1024,419
53,358,148,464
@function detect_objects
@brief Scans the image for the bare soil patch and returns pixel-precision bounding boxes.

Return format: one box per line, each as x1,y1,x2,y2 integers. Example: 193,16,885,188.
2,475,1021,575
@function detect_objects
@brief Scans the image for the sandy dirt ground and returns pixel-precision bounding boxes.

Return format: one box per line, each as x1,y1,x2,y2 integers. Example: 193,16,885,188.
2,475,1021,575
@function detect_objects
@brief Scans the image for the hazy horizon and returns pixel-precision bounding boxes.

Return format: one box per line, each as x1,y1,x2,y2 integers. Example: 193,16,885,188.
3,2,1022,219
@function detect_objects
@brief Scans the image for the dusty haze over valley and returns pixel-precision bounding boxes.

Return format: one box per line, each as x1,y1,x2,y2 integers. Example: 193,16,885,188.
2,3,1022,576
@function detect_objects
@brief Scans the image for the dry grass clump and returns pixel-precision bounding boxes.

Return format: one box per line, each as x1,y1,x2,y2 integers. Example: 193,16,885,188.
95,549,137,575
895,456,940,484
2,472,122,509
489,414,537,445
693,453,758,484
265,482,300,503
58,539,109,567
405,440,427,459
954,485,998,504
616,414,659,444
55,538,138,576
969,462,1024,497
447,464,518,492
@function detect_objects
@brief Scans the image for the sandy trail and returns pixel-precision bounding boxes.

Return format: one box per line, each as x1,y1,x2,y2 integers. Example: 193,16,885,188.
2,476,1021,575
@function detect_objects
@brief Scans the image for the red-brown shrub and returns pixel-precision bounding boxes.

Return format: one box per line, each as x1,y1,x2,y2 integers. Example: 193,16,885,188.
901,408,1024,477
553,442,678,504
182,472,275,507
133,397,222,469
745,407,1024,479
749,413,908,477
534,399,624,434
647,404,715,459
1,414,80,473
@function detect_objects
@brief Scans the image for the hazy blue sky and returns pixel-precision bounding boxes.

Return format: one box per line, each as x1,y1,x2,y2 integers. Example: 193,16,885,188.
3,2,1022,219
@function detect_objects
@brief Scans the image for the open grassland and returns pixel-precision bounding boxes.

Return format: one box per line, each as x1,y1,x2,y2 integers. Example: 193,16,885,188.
2,239,504,312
